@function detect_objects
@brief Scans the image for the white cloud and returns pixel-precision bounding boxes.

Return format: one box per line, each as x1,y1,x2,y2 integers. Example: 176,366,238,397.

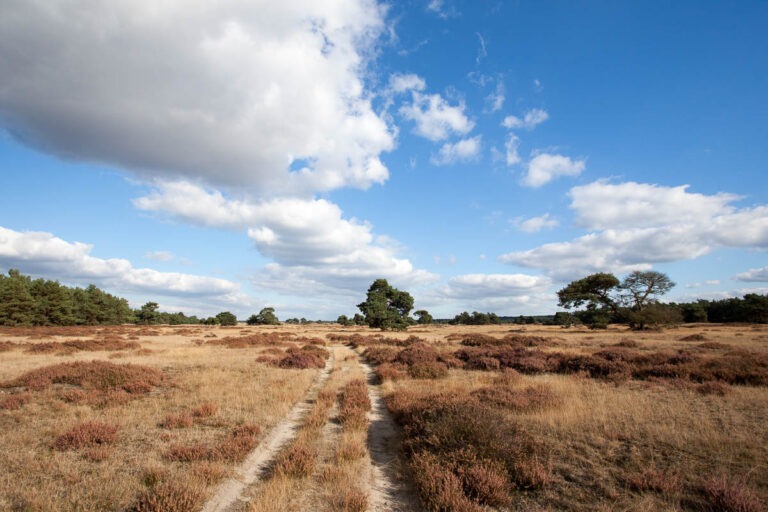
570,181,738,230
522,153,585,187
484,80,505,113
502,108,549,130
505,134,522,166
513,214,559,233
399,91,474,141
430,136,482,165
134,181,436,293
419,273,554,316
500,181,768,280
427,0,458,19
0,226,242,300
0,0,393,196
144,251,175,262
734,267,768,282
389,73,426,94
475,32,488,64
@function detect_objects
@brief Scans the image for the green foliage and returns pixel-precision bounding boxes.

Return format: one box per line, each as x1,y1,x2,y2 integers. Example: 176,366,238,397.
137,302,159,325
246,307,279,325
450,311,501,325
414,310,433,325
558,271,677,329
352,313,366,326
216,311,238,326
337,314,351,326
357,279,414,330
702,294,768,323
0,270,133,326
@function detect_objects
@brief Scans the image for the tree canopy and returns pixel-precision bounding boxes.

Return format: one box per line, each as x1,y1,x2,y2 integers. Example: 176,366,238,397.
247,307,279,325
557,271,677,329
357,279,414,330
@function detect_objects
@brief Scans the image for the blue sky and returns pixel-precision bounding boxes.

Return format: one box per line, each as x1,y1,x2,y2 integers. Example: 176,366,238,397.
1,0,766,320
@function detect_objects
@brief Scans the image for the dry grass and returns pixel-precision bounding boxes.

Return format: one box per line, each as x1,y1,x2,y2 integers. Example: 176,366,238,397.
2,322,766,510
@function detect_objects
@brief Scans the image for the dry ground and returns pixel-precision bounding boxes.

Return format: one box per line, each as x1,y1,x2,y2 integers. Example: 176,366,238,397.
0,322,766,511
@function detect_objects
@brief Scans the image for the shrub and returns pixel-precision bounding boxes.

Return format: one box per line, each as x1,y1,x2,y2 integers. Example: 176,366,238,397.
274,441,318,477
215,424,261,462
1,360,163,395
338,379,371,430
470,385,558,412
191,402,218,418
277,350,326,369
331,487,368,512
396,342,440,365
410,451,483,512
159,412,193,429
623,465,680,494
703,475,765,512
696,381,731,395
52,421,119,450
130,482,203,512
0,393,29,410
165,443,212,462
680,334,706,341
362,346,399,365
408,361,449,379
375,363,406,382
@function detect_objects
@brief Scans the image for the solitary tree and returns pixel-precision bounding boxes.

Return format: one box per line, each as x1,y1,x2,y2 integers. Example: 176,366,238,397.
357,279,414,330
558,271,676,329
137,302,160,325
414,309,433,325
216,311,238,326
337,314,351,326
247,307,279,325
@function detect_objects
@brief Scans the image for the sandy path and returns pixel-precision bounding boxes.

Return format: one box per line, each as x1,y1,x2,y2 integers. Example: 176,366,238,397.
358,358,422,512
200,352,335,512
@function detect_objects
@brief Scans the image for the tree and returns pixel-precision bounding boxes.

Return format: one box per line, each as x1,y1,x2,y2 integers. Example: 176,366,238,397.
414,309,433,325
216,311,238,326
137,302,160,325
0,270,35,326
336,314,351,326
558,271,676,329
247,307,279,325
352,313,366,326
357,279,414,330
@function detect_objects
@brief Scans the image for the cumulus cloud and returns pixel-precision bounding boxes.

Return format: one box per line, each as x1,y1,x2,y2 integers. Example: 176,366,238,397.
522,153,585,187
399,91,474,141
502,109,549,130
430,136,482,166
389,73,426,94
0,226,241,300
420,273,554,315
505,134,522,166
500,181,768,280
512,214,559,233
0,0,393,196
134,181,436,293
734,267,768,282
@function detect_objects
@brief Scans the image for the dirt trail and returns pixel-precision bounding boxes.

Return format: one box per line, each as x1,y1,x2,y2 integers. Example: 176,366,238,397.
200,352,335,512
358,357,421,512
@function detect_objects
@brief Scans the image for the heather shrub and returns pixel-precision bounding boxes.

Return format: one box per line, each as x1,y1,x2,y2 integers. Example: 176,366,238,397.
696,381,731,395
362,346,399,365
1,360,163,395
330,488,368,512
463,356,500,371
191,402,218,418
0,393,29,410
165,443,212,462
375,362,406,382
159,412,193,429
493,368,523,387
703,475,765,512
277,346,327,369
52,421,119,450
698,342,732,350
680,334,706,341
623,465,681,494
470,385,558,412
274,441,318,477
396,342,440,365
408,361,449,379
130,482,203,512
457,334,500,346
614,338,640,348
410,451,483,512
338,379,371,430
215,424,261,462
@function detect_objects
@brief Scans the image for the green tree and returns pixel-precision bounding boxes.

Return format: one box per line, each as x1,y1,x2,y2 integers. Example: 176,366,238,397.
30,278,72,325
336,314,350,326
0,269,35,326
414,309,433,325
357,279,414,330
247,307,279,325
352,313,366,326
137,302,160,325
216,311,238,326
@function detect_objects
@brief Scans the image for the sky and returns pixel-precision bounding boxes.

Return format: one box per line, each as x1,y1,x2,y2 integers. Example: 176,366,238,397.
1,0,767,320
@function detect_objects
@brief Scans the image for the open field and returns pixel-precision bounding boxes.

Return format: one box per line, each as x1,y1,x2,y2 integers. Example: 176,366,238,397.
1,322,767,511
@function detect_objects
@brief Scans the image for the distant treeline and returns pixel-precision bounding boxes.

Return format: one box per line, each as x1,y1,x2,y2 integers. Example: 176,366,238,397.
0,269,202,327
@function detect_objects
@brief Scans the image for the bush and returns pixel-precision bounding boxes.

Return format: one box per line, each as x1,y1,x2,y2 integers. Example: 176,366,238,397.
396,342,440,365
130,482,203,512
338,379,371,430
362,346,399,365
375,362,407,382
408,361,448,379
703,475,765,512
52,421,119,450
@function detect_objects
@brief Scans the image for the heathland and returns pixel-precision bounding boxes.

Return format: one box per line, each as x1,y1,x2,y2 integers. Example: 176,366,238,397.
0,322,766,511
